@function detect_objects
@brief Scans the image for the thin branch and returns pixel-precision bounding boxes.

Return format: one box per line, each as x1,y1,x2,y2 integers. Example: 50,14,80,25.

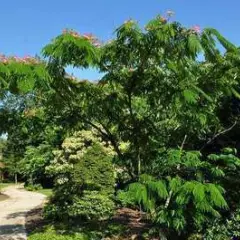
200,121,237,151
180,134,188,151
99,121,123,158
165,135,187,209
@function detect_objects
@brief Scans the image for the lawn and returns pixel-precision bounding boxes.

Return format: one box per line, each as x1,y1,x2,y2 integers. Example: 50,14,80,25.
36,188,53,197
0,183,12,191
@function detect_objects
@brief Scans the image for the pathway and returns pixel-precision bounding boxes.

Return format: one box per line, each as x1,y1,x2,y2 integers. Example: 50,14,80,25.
0,185,46,240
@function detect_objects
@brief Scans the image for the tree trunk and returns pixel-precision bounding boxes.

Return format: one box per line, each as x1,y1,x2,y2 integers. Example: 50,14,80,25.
137,151,141,177
15,173,18,184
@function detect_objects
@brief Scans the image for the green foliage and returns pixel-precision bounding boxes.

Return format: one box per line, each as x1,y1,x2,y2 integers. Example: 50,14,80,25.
121,174,168,213
45,130,115,221
42,30,100,68
25,183,43,191
204,208,240,239
73,144,115,194
1,13,240,239
116,190,136,207
120,149,240,236
0,56,50,96
36,188,53,197
28,226,91,240
69,191,115,220
20,144,53,185
187,234,203,240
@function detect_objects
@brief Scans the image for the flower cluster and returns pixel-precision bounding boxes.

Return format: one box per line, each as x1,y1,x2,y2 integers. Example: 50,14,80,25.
0,54,7,63
166,10,175,17
145,11,175,31
62,29,80,38
191,25,201,34
159,10,175,23
124,19,135,25
0,54,40,64
62,29,102,47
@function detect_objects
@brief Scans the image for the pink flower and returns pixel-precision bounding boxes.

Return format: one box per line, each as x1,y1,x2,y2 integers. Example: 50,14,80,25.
166,10,175,17
13,56,21,62
0,57,8,63
72,33,79,38
83,33,94,40
192,25,201,34
93,42,101,47
23,55,32,59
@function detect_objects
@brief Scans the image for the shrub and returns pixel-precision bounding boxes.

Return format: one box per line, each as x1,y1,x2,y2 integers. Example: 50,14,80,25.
116,190,136,207
204,208,240,239
28,226,91,240
25,183,43,191
45,130,116,221
69,191,115,220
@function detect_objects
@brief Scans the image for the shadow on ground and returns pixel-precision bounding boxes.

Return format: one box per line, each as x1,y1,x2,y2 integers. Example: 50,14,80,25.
25,205,154,240
6,211,26,219
0,224,25,235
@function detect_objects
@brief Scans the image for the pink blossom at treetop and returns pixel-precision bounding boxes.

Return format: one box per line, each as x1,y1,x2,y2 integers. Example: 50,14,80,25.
0,55,40,64
93,42,101,48
192,25,201,34
83,33,95,40
62,29,80,38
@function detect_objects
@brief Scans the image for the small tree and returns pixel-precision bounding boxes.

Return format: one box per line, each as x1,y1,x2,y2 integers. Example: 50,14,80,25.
19,144,53,186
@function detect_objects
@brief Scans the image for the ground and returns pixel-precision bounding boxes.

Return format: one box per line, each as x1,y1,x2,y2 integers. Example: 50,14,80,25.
0,185,46,240
25,206,155,240
0,185,157,239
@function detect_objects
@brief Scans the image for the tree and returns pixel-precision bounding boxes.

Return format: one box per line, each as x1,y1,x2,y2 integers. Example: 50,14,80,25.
1,13,240,238
41,15,240,179
19,144,53,186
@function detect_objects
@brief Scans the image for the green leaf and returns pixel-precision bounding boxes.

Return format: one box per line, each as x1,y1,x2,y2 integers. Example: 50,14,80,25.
188,34,203,56
183,89,199,104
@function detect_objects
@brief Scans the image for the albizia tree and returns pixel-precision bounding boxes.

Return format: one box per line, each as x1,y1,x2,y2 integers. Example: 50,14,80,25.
1,13,240,238
41,13,240,175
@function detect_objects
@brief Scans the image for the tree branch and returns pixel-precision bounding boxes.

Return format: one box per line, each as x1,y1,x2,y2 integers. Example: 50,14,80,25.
165,134,187,209
200,121,238,151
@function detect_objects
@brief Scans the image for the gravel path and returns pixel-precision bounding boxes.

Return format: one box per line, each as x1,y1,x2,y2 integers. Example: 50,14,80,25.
0,185,46,240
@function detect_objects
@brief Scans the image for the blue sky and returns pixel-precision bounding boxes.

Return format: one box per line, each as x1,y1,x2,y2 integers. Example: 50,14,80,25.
0,0,239,80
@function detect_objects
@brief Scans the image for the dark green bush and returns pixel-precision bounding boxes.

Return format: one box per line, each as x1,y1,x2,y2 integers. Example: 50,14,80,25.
116,190,136,207
73,144,115,194
69,191,115,220
204,208,240,239
25,183,43,191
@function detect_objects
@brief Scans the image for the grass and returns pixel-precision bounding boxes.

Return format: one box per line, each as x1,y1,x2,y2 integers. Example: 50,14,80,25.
28,225,91,240
28,222,127,240
36,188,53,197
0,183,13,191
24,185,53,197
